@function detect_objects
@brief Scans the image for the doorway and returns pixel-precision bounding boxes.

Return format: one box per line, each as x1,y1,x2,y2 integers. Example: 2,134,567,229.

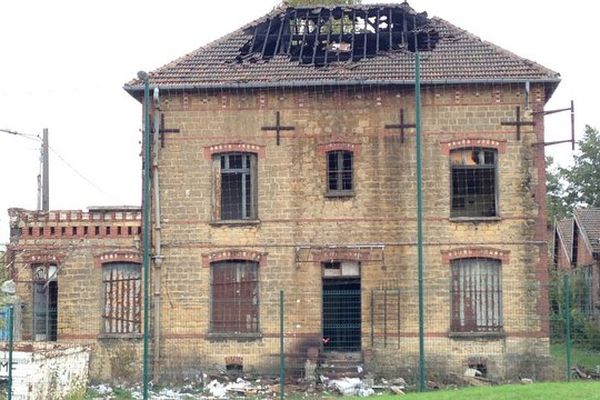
322,261,361,352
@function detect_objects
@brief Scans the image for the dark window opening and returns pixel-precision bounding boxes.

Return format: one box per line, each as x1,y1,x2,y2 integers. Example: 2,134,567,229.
210,260,259,334
451,148,497,218
238,5,439,67
28,227,33,236
39,228,44,236
102,262,142,334
106,227,111,235
219,153,257,220
72,227,77,236
95,226,100,236
32,264,58,341
128,226,133,235
226,363,243,374
50,227,55,235
84,226,88,235
117,226,122,235
451,258,502,333
327,151,353,195
468,361,488,378
572,227,579,266
61,227,66,236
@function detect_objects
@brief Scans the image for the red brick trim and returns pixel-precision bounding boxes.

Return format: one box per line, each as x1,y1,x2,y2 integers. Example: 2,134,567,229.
202,249,267,268
318,141,362,157
439,138,507,155
310,248,370,265
95,251,141,268
441,247,510,264
203,143,265,160
27,253,64,266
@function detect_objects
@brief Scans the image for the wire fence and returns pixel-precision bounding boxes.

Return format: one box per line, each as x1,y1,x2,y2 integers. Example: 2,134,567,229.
0,268,599,399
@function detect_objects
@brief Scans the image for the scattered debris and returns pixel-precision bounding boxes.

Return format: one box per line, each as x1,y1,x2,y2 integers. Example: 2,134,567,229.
519,376,534,384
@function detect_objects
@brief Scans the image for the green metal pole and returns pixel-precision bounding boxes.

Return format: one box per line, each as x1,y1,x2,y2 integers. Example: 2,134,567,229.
141,72,151,400
563,274,572,381
279,290,285,400
7,305,14,400
415,47,426,392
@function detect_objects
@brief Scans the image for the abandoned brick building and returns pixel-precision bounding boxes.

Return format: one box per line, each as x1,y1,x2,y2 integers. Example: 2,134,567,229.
554,209,600,323
8,2,560,382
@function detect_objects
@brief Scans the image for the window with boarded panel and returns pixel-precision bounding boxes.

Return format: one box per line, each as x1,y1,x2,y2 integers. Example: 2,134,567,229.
451,258,502,333
102,262,141,334
450,148,497,218
211,260,259,334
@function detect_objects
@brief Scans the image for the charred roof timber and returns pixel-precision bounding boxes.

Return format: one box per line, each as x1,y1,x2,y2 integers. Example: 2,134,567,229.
237,4,439,67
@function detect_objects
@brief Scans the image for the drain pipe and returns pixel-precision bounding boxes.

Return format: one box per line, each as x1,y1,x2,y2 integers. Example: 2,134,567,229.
152,87,164,372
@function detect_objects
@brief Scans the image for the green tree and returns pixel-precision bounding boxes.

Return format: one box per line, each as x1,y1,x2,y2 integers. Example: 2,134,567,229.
561,126,600,208
546,156,569,226
284,0,361,6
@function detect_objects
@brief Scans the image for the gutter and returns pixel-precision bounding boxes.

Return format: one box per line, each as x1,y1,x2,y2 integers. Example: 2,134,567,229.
124,77,560,95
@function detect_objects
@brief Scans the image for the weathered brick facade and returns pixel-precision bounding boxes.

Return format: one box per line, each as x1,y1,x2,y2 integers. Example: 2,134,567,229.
7,207,143,381
146,83,551,381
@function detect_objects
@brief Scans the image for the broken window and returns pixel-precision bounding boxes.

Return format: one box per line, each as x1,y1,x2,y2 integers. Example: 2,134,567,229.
102,262,141,334
451,258,502,333
450,148,498,218
210,261,259,334
217,153,257,221
237,5,439,67
32,264,58,341
327,150,353,195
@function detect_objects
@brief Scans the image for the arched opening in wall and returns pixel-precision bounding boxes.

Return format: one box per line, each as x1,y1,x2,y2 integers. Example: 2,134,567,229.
322,261,361,352
32,263,58,341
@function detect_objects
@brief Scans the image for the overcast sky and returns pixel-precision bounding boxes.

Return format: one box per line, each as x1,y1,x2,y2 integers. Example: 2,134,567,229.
1,0,598,248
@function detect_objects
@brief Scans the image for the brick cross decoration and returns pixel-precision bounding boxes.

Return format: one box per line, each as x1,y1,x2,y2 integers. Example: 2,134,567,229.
261,111,295,146
385,108,416,143
159,113,180,148
501,106,535,141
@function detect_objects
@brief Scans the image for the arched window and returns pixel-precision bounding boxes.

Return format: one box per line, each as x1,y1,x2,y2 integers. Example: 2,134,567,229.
102,262,141,334
215,153,257,220
450,147,497,218
327,150,353,195
210,260,259,335
451,258,502,333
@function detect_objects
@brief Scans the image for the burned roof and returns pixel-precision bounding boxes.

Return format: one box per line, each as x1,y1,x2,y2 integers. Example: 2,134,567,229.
574,208,600,255
124,2,560,93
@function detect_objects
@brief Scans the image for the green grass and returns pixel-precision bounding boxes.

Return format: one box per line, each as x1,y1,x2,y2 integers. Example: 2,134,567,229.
551,342,600,371
369,382,600,400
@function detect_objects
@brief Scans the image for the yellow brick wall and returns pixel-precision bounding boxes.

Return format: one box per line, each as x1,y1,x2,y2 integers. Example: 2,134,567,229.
151,83,551,380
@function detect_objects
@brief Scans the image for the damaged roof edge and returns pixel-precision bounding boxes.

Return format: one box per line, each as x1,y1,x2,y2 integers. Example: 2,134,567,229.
123,77,560,99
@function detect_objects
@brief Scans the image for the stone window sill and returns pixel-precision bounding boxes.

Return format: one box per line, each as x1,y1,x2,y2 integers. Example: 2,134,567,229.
449,216,502,223
448,331,505,340
98,332,143,340
208,332,262,342
325,191,355,199
210,220,261,227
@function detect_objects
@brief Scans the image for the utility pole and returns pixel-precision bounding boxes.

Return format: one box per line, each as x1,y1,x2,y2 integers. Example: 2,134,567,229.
42,128,49,211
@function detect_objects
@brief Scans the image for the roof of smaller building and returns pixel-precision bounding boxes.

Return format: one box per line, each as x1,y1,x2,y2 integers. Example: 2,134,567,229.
556,218,574,261
574,208,600,255
124,2,560,94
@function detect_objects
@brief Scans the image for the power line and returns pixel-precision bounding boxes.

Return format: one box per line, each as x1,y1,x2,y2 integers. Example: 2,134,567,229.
47,144,116,200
